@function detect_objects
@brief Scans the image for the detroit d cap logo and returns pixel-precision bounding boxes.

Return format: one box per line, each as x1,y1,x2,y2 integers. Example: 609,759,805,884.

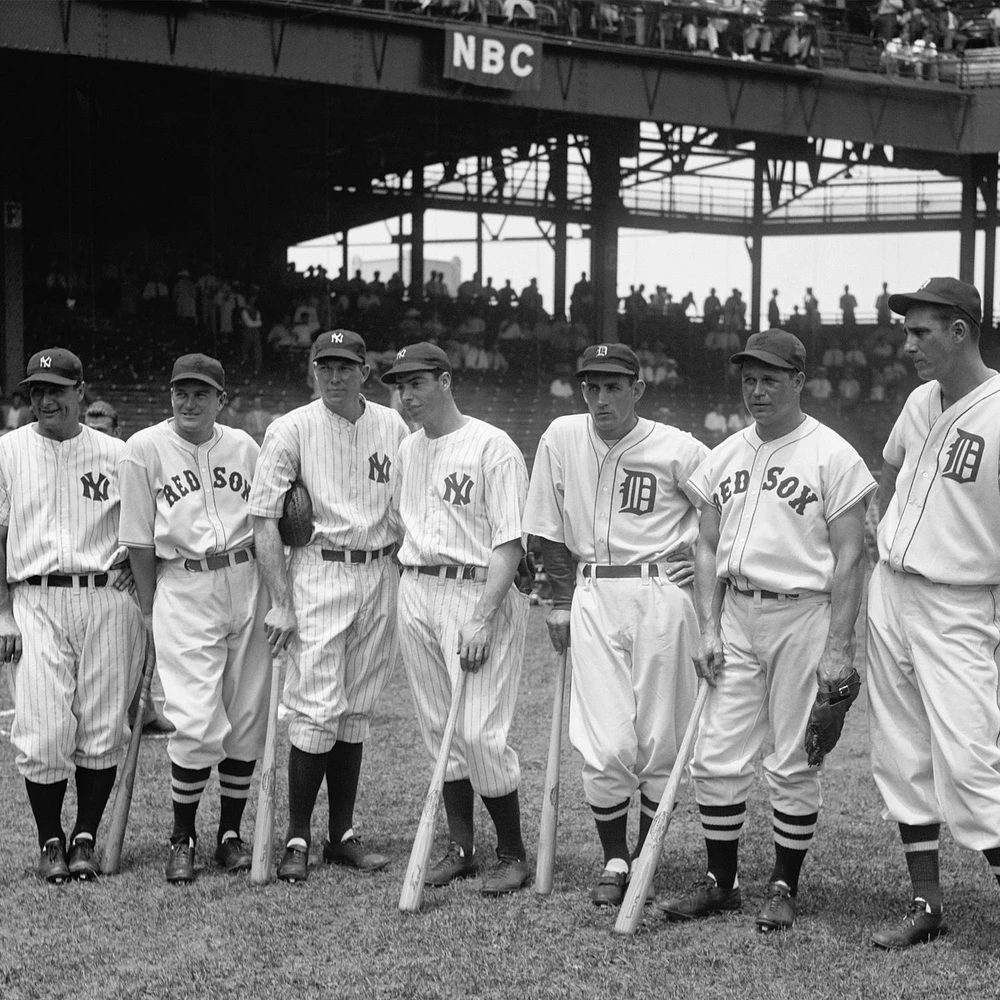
596,346,608,357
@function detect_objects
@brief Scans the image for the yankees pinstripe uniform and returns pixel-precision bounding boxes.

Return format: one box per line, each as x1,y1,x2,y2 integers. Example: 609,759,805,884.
661,329,874,931
0,348,143,883
249,329,408,881
866,277,1000,948
525,343,705,904
383,341,531,895
119,354,271,882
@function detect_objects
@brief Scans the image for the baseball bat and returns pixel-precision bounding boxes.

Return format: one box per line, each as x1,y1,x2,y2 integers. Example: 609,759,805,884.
534,648,569,896
251,652,282,885
613,680,710,936
102,633,157,875
399,670,469,913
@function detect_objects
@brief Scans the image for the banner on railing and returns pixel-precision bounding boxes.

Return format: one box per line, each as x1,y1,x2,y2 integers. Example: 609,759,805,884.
443,26,541,91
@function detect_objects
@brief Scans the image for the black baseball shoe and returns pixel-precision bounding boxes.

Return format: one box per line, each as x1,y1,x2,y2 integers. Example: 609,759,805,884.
656,873,742,920
165,839,196,884
480,852,530,896
37,838,70,884
322,836,389,872
756,880,796,932
425,842,477,886
68,837,100,881
871,898,948,949
590,867,627,907
215,837,252,874
277,844,309,883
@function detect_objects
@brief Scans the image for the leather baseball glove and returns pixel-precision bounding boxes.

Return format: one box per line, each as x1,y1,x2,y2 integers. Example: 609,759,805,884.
278,479,314,547
804,667,861,768
514,550,537,595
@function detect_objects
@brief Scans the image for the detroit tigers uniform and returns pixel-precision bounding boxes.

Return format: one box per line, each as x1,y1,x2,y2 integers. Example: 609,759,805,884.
525,414,704,820
867,374,1000,849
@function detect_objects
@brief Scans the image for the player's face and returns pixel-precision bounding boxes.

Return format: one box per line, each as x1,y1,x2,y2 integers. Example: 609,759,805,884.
741,362,804,441
29,382,84,441
171,380,225,444
313,359,369,418
581,374,644,442
901,306,962,383
397,370,447,425
85,414,118,437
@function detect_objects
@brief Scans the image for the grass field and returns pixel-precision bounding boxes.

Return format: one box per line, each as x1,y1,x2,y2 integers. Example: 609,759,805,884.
2,606,999,1000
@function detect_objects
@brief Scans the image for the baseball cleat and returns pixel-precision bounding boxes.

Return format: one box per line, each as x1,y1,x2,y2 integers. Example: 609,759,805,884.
656,873,742,920
165,839,196,884
871,898,948,950
590,868,627,907
322,836,389,873
426,843,478,887
480,852,530,896
756,880,796,932
68,837,100,881
215,837,252,874
37,838,71,884
277,845,309,883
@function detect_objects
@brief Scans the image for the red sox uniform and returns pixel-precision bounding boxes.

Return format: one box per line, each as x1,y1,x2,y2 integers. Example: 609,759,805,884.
524,414,704,870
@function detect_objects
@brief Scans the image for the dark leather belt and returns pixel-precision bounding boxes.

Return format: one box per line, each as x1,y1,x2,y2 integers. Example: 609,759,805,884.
733,587,798,601
25,573,109,587
184,547,255,573
583,564,659,579
414,565,480,581
322,544,396,564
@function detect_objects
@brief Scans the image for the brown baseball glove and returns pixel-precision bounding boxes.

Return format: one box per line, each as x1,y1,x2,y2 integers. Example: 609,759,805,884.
804,667,861,768
278,479,314,547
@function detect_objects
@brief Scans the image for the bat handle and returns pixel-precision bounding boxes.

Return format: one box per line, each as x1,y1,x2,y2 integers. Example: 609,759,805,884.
534,647,569,896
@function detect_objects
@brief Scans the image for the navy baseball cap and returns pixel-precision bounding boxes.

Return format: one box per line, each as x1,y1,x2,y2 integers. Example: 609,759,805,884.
20,348,83,387
731,329,806,372
380,342,452,384
575,343,640,378
313,329,366,365
171,353,225,392
888,277,982,327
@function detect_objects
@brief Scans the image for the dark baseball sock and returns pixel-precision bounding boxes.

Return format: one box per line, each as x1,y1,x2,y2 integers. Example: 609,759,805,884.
700,802,746,890
217,758,256,843
591,798,630,868
286,746,328,846
983,845,1000,889
170,762,211,844
900,822,942,908
25,778,68,848
443,779,475,854
326,740,364,843
70,766,118,842
633,793,660,859
482,789,526,861
770,809,818,895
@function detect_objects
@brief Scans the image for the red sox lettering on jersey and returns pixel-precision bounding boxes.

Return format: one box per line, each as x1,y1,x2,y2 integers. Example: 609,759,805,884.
711,465,819,517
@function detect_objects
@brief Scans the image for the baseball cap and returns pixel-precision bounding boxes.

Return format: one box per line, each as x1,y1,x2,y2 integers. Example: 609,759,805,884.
730,329,806,372
170,353,225,392
380,342,452,384
888,277,982,327
575,343,640,378
313,329,366,365
20,348,83,387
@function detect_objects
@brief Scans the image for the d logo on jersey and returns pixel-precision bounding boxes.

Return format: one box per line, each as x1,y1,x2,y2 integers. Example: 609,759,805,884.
942,429,984,484
619,468,656,515
368,453,391,484
443,472,474,506
80,471,110,502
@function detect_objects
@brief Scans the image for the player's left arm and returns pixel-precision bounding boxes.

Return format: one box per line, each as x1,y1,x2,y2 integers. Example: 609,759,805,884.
816,498,868,687
0,525,22,663
457,537,523,673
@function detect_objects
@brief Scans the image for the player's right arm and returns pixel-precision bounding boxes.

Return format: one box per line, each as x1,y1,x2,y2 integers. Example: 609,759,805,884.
253,516,296,653
538,536,574,653
0,526,22,663
692,504,725,686
127,546,157,634
865,460,900,562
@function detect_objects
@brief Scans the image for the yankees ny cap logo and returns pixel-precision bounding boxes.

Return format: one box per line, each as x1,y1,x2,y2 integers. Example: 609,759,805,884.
396,348,406,360
596,346,608,357
40,356,52,367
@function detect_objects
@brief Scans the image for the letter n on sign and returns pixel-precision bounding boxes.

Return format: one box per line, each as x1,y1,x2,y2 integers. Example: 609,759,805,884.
443,27,541,91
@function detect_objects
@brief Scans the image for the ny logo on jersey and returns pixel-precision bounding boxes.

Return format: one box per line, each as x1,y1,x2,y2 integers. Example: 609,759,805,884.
619,468,657,515
443,472,474,506
942,429,984,484
368,452,391,484
80,471,110,502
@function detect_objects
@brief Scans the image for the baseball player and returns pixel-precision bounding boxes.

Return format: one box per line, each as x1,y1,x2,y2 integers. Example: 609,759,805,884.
84,400,121,438
0,348,144,883
119,353,271,884
524,343,705,905
381,342,531,896
866,278,1000,949
659,329,874,932
249,329,408,883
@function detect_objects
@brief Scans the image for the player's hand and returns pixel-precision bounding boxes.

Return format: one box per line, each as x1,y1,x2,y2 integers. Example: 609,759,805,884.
0,608,22,663
264,604,297,655
113,563,135,593
457,615,493,673
692,630,725,687
663,557,695,588
545,608,571,653
141,610,154,636
815,644,854,689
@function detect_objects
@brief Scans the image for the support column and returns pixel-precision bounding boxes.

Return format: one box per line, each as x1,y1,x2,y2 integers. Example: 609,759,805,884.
410,161,425,302
476,155,484,281
980,155,997,341
588,133,621,343
750,155,764,335
341,229,349,276
959,158,977,285
2,125,24,394
551,136,568,320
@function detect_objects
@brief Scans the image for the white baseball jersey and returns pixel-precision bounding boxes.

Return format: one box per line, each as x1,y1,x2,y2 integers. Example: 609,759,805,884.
248,398,407,550
877,374,1000,585
395,418,527,567
685,417,876,593
119,421,258,559
524,415,707,563
0,425,128,578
